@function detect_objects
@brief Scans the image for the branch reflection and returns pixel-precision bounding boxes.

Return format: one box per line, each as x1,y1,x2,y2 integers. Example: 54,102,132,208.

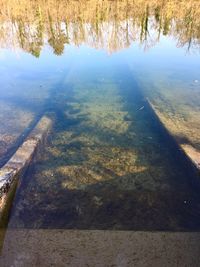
0,0,200,56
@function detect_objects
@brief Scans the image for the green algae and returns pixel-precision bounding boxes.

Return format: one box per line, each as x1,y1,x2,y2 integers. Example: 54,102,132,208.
7,64,200,231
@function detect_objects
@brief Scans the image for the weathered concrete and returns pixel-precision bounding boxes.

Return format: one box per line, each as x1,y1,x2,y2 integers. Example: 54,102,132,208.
181,144,200,171
147,99,200,175
0,229,200,267
0,116,52,225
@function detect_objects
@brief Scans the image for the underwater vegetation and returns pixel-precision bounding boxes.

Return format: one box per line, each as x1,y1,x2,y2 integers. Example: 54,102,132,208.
8,64,200,231
133,68,200,172
0,0,199,233
0,68,65,166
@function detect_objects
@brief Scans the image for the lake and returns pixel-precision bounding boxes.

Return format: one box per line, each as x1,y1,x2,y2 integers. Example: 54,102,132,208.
0,0,200,231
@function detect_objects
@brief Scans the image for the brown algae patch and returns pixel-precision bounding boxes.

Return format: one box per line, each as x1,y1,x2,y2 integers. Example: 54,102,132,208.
68,82,131,135
8,67,200,230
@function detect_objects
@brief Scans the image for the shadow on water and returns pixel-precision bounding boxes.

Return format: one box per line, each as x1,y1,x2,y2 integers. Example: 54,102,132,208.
6,64,200,231
0,69,70,167
115,66,200,188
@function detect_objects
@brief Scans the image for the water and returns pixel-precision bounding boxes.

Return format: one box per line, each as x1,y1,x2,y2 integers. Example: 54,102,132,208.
0,0,200,231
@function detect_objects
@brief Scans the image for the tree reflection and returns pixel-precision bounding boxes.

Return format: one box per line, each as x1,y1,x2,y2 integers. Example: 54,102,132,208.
0,0,199,56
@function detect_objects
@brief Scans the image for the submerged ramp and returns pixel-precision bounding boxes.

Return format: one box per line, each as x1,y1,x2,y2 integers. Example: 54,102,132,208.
147,99,200,177
0,115,52,225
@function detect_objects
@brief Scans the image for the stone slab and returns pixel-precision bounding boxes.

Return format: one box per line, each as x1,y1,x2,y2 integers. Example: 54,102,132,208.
0,116,52,221
147,99,200,174
0,229,200,267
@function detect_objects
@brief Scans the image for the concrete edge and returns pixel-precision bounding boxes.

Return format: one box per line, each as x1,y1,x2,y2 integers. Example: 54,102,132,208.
0,115,53,224
1,229,200,267
147,99,200,175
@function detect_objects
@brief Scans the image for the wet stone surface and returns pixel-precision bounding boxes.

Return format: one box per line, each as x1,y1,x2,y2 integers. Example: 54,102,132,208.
0,116,52,222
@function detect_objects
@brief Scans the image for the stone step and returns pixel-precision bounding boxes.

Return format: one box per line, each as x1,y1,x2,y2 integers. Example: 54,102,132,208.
1,229,200,267
0,115,52,225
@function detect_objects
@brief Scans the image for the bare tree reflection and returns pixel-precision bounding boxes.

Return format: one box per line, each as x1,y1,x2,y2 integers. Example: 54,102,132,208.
0,0,199,56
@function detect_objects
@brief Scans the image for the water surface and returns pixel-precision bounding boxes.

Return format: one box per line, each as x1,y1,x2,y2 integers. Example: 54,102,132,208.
0,0,200,231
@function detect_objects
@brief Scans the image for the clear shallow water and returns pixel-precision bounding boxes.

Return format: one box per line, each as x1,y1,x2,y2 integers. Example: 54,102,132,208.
0,0,200,231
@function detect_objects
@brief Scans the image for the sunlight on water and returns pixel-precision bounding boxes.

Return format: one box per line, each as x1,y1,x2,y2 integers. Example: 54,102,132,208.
0,0,200,232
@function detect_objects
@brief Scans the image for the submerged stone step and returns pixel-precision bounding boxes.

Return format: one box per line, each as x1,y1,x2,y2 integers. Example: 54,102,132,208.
0,115,52,226
147,99,200,176
181,145,200,171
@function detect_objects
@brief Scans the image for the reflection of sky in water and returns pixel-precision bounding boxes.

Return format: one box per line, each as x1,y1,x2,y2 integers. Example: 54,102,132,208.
0,18,200,230
1,33,200,72
0,33,199,155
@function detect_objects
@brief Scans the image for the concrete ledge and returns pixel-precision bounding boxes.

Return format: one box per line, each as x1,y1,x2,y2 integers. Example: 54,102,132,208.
181,144,200,171
0,229,200,266
146,99,200,177
0,115,52,224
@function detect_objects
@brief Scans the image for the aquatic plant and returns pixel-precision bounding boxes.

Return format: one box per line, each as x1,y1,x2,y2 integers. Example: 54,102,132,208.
8,64,200,230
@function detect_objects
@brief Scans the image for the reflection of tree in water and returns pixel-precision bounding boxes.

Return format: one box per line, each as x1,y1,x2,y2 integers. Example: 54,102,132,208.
48,13,67,55
0,0,200,56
